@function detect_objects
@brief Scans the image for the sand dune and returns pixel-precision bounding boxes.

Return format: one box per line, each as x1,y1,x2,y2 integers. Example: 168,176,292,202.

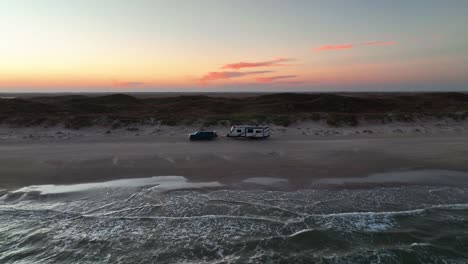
1,92,467,128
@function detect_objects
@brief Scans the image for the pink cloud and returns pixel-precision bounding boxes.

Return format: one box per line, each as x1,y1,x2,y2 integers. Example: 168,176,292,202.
313,44,354,52
256,75,297,83
200,71,272,83
314,41,396,52
221,58,292,70
362,41,396,46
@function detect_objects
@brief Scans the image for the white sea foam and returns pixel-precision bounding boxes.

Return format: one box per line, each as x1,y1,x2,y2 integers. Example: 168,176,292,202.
410,242,433,247
1,183,468,263
10,176,223,195
316,212,395,231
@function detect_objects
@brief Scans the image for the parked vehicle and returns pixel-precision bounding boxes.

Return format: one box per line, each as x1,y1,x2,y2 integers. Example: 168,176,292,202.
189,131,218,141
227,126,270,139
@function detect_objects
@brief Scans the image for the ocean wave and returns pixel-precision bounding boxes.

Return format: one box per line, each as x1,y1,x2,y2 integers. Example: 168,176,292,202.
1,183,468,263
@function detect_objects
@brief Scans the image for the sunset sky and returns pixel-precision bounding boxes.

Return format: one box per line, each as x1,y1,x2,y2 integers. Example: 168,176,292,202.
1,0,467,92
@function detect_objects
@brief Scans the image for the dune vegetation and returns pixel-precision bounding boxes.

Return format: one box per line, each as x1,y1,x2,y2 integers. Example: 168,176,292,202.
1,93,468,129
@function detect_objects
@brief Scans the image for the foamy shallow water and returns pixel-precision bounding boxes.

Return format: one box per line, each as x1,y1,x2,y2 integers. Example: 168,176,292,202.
242,177,288,185
12,176,223,195
314,169,468,186
1,173,468,263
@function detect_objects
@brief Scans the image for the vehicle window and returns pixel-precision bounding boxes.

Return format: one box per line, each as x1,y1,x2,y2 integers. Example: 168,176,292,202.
237,129,242,133
247,129,253,133
256,130,262,133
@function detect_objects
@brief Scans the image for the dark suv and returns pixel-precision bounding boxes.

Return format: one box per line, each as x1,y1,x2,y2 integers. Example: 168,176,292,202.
189,131,218,141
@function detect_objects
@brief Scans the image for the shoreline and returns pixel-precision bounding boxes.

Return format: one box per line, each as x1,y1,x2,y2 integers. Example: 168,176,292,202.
1,121,468,190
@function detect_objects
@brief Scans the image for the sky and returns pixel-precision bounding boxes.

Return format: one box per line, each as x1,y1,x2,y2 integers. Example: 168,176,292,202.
1,0,467,92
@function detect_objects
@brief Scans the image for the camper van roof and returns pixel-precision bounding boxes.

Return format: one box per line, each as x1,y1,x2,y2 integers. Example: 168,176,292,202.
232,125,269,128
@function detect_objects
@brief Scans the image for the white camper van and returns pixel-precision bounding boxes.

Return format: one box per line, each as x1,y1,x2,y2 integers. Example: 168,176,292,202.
227,126,270,139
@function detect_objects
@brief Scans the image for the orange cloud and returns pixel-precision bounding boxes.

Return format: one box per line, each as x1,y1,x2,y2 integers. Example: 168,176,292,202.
200,71,272,83
256,75,297,83
221,58,292,70
313,44,354,52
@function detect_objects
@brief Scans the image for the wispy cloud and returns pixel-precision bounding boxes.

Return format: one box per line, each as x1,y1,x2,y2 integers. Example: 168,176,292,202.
256,75,297,83
112,81,145,87
313,41,396,52
362,41,396,46
221,58,292,70
313,44,354,52
200,71,272,83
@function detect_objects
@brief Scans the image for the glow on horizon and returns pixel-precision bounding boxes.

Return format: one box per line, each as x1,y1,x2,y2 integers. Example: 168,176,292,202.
1,0,467,92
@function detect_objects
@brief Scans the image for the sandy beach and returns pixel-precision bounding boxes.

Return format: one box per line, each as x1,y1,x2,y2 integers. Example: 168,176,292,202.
1,121,468,190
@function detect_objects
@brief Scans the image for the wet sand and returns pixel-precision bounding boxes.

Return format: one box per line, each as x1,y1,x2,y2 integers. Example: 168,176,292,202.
1,134,468,189
2,130,468,263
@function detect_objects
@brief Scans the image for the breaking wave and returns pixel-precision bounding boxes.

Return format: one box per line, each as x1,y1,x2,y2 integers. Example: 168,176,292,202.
1,176,468,263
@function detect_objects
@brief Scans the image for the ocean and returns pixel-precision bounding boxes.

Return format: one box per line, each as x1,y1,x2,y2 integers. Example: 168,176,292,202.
1,173,468,263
